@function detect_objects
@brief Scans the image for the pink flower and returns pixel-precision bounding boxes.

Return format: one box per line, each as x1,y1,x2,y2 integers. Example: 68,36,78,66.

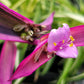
47,24,78,58
10,24,84,80
0,3,54,45
0,41,17,84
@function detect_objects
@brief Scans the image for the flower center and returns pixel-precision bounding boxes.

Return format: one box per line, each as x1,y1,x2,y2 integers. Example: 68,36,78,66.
13,23,46,41
53,35,75,50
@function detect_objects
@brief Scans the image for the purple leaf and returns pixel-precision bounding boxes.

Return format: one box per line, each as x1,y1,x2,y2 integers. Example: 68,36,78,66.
0,41,17,84
70,25,84,46
10,39,51,80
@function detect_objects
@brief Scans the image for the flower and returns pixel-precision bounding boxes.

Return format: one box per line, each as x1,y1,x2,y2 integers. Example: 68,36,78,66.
10,24,84,80
0,3,54,45
0,41,17,84
47,23,78,58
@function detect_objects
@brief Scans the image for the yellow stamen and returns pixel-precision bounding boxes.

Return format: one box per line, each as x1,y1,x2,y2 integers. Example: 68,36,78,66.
69,43,73,47
70,36,75,41
62,40,65,43
53,42,57,46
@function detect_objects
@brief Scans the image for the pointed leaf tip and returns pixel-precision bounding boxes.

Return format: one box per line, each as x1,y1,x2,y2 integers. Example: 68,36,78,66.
40,12,55,30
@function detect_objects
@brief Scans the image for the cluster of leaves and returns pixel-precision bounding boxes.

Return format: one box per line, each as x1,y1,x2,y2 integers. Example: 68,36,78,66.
0,0,84,84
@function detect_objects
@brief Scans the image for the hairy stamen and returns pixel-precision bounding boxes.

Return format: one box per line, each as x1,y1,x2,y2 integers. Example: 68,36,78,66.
47,52,55,58
60,47,63,49
13,24,27,32
25,35,31,40
13,23,47,41
41,25,46,28
28,30,34,36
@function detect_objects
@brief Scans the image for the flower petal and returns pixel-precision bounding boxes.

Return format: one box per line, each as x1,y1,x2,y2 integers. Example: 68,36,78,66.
40,12,55,30
47,24,70,52
70,25,84,46
56,44,78,58
10,39,52,80
0,41,17,84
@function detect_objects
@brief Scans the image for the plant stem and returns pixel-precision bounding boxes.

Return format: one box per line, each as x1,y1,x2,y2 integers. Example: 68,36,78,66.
57,58,74,84
11,0,26,10
34,68,40,82
67,73,84,82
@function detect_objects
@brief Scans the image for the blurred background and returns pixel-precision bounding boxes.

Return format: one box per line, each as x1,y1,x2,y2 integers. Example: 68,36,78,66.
0,0,84,84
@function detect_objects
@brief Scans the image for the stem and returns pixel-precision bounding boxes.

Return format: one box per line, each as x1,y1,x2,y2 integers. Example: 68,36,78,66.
15,50,20,69
1,0,11,7
57,58,74,84
11,0,26,10
14,77,25,84
34,68,40,82
14,43,27,84
41,56,55,76
49,0,54,13
33,3,41,23
67,73,84,82
65,13,84,23
0,40,4,44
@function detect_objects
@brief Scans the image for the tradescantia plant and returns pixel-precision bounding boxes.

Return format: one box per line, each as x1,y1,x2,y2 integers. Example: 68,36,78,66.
0,2,84,84
10,24,84,80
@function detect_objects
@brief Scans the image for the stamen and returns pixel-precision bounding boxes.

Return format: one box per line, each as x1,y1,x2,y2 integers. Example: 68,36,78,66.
29,38,34,41
47,55,52,58
47,52,55,58
70,36,75,41
60,47,63,49
69,43,73,47
33,27,40,32
62,40,65,43
24,28,29,32
25,36,31,40
28,30,34,36
13,24,27,32
37,31,47,34
41,25,46,28
34,45,45,62
53,42,57,46
13,23,47,41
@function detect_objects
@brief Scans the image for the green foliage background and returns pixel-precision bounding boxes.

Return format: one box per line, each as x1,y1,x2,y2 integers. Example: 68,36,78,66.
0,0,84,84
